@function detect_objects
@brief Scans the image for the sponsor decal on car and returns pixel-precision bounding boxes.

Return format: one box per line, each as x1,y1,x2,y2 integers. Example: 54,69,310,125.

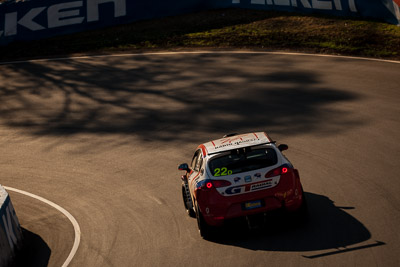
214,136,261,150
234,177,241,183
254,173,261,179
244,175,252,183
224,179,274,195
251,180,272,190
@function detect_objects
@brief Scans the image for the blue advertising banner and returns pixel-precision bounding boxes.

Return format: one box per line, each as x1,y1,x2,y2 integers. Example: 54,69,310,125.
227,0,400,25
0,0,208,45
0,0,399,45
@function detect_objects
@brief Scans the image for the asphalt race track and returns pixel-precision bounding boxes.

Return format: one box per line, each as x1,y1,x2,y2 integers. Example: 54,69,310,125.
1,51,399,267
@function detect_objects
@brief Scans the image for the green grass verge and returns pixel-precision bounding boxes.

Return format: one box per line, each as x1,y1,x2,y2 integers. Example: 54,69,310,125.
1,8,399,61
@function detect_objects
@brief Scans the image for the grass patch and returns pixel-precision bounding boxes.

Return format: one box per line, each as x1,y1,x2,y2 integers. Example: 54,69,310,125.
1,8,399,61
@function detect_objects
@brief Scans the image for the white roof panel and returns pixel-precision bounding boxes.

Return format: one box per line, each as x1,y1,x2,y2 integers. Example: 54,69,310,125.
203,132,272,155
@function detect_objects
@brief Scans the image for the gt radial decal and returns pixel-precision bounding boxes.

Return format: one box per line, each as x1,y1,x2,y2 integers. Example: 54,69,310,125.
225,179,274,195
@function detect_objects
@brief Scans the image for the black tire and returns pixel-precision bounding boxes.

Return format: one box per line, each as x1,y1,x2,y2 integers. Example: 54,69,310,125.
195,202,211,239
182,184,195,218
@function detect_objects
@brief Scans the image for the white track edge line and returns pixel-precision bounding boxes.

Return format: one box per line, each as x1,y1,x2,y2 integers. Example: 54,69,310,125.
0,50,399,65
3,186,81,267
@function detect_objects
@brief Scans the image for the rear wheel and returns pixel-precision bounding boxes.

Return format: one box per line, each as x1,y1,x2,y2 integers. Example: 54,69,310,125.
195,202,211,239
181,183,195,217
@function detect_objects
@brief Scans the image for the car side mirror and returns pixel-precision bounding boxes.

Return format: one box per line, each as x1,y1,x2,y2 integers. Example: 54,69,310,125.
278,144,288,151
178,163,190,172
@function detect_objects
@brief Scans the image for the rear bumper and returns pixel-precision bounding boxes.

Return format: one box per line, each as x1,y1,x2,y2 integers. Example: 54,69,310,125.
202,194,304,226
196,170,304,226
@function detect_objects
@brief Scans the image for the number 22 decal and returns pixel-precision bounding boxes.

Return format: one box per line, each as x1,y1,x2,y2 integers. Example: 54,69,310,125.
214,167,233,176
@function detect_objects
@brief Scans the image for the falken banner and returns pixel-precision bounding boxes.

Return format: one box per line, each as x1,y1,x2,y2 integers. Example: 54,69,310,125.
0,0,207,45
227,0,400,25
0,0,399,46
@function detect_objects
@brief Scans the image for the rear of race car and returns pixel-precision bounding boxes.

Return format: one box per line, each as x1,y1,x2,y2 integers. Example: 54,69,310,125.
194,145,305,226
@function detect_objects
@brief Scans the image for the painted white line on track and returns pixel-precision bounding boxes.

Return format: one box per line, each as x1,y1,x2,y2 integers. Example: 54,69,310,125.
4,186,81,267
0,50,399,65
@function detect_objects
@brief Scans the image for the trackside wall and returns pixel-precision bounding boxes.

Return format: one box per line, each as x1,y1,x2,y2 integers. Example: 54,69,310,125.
0,0,399,45
0,185,23,267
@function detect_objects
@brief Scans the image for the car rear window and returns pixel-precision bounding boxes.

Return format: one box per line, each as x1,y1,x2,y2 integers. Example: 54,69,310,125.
208,148,278,177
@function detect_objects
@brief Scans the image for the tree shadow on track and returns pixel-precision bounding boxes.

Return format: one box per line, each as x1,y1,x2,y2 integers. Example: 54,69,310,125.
207,192,380,254
0,53,364,146
12,228,51,267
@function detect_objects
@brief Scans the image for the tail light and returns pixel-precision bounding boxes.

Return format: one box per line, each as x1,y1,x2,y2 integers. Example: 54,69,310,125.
199,179,232,190
265,164,292,178
212,180,232,188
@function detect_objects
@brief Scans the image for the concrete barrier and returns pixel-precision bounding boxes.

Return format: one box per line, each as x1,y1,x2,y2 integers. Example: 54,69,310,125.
0,185,23,267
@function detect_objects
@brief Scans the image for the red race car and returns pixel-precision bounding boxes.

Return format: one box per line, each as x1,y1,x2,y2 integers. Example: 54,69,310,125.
178,132,307,238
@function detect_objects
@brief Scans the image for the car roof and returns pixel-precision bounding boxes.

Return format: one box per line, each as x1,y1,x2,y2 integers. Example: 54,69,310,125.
201,132,273,156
